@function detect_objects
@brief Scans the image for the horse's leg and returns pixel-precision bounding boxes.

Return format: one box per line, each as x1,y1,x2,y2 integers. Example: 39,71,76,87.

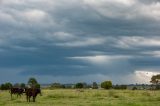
33,96,35,102
27,95,29,102
19,93,21,98
11,93,12,100
29,96,31,102
26,96,28,102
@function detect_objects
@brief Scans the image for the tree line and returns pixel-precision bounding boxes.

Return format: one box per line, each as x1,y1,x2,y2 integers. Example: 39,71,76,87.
1,74,160,90
0,77,40,90
49,81,127,90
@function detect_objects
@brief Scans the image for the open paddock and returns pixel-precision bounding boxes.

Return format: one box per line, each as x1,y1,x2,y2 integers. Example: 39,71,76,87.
0,89,160,106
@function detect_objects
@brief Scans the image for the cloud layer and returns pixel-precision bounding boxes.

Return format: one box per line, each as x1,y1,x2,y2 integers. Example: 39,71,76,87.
0,0,160,84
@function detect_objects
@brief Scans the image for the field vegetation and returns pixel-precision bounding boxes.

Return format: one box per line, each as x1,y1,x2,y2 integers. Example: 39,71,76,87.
0,89,160,106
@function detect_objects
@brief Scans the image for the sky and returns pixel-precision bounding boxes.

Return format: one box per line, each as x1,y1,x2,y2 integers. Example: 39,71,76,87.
0,0,160,84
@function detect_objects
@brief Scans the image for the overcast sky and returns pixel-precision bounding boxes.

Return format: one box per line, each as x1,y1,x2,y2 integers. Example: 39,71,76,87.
0,0,160,84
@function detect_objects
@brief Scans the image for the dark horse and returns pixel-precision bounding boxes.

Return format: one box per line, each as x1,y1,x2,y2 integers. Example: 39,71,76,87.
25,88,41,102
10,88,25,99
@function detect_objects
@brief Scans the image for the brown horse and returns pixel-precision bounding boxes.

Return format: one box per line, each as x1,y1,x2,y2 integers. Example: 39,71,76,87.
25,88,41,102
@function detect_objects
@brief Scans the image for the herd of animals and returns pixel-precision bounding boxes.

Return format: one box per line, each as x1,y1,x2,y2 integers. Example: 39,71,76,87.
10,87,41,102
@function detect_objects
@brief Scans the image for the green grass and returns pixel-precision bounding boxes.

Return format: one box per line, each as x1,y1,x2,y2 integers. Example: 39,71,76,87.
0,89,160,106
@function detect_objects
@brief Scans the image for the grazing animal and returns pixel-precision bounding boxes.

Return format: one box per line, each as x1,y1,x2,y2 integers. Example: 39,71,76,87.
25,88,41,102
10,88,25,99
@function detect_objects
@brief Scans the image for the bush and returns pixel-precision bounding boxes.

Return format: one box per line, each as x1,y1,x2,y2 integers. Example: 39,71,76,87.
75,83,84,89
0,84,5,90
132,87,137,90
20,83,26,88
101,81,112,89
113,85,127,90
0,82,12,90
51,83,64,89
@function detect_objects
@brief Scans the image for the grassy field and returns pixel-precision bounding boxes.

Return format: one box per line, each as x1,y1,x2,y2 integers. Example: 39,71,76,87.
0,89,160,106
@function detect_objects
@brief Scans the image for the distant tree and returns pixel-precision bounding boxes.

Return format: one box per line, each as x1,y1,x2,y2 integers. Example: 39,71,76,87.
13,83,20,88
20,83,26,88
113,84,127,90
75,83,84,89
150,74,160,90
5,82,12,89
0,82,12,90
0,84,6,90
132,86,137,90
27,77,40,88
92,82,98,89
123,85,127,89
101,81,112,89
61,84,65,88
51,83,63,89
28,78,38,85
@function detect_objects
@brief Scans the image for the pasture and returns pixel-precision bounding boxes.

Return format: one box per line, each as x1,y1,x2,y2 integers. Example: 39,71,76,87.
0,89,160,106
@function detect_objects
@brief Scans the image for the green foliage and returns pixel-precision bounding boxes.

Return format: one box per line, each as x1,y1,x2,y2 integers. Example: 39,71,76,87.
8,83,25,88
5,82,12,89
50,83,64,89
101,81,112,89
0,84,4,90
150,74,160,84
113,85,127,90
0,89,160,106
0,82,12,90
75,83,84,89
28,77,38,85
132,87,137,90
92,82,98,89
20,83,26,88
150,74,160,90
27,77,40,88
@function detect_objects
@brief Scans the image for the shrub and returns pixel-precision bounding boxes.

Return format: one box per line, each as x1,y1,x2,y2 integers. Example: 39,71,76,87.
20,83,26,88
75,83,83,89
0,82,12,90
51,83,64,89
132,87,137,90
113,85,127,90
101,81,112,89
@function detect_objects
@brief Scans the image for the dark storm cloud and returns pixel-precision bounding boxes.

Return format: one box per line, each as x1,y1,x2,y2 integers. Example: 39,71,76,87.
0,0,160,84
